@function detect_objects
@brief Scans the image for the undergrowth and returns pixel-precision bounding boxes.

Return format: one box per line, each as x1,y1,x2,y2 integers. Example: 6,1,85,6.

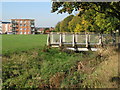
2,46,118,88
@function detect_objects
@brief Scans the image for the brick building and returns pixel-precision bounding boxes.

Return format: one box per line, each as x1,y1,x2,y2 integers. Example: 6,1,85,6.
11,19,35,34
2,22,12,34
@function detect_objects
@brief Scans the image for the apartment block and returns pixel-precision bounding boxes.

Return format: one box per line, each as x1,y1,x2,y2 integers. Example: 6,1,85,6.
2,22,12,34
11,19,35,34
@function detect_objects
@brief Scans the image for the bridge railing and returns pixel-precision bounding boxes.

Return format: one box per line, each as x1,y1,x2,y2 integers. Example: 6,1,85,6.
47,33,105,48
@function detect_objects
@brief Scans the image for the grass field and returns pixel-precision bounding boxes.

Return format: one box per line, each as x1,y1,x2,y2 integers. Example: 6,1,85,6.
2,35,47,55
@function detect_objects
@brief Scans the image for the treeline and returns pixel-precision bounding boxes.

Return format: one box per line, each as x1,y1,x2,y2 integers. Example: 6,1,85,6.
53,2,120,34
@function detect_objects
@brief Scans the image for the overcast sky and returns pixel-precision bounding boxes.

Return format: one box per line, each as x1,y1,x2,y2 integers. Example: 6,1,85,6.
1,1,71,27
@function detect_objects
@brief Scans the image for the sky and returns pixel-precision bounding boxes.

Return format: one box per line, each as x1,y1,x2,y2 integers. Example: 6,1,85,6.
1,1,70,27
1,0,50,2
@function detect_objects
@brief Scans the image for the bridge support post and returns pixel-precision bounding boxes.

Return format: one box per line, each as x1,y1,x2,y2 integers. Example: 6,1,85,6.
72,34,75,47
73,33,78,51
86,34,88,48
47,33,50,47
51,33,53,44
99,34,103,47
63,33,65,42
86,34,91,50
59,33,63,48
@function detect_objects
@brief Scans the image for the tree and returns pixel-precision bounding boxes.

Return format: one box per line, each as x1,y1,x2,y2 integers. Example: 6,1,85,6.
74,24,83,33
94,12,119,33
55,22,61,32
52,2,120,20
52,2,120,33
71,9,97,33
68,16,81,32
80,8,119,33
44,28,49,33
60,15,74,32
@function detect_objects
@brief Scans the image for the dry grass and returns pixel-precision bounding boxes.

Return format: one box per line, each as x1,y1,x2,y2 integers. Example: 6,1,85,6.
49,72,65,88
82,46,119,88
97,46,117,57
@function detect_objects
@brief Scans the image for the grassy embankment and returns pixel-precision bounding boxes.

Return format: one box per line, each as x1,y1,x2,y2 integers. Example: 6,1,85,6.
2,35,119,88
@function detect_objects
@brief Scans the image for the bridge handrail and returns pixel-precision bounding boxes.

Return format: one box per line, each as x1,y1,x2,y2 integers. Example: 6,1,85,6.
47,33,104,48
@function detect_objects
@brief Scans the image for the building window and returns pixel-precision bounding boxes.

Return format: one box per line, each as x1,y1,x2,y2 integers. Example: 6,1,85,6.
31,25,34,27
24,21,27,23
24,32,26,34
28,32,31,34
20,28,22,30
24,24,26,26
20,21,22,23
12,20,15,24
27,21,30,24
20,24,22,26
20,32,22,34
24,28,26,30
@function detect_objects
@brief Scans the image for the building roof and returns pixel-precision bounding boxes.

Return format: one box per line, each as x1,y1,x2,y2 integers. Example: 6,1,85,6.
39,28,45,31
11,19,35,21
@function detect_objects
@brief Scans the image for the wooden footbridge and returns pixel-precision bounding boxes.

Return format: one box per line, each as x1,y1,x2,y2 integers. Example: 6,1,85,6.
47,32,114,51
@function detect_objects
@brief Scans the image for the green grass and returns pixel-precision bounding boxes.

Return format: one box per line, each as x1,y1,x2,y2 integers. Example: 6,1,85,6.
2,35,47,55
2,48,88,88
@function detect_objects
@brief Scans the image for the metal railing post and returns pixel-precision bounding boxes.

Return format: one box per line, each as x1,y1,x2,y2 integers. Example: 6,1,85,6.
86,34,88,48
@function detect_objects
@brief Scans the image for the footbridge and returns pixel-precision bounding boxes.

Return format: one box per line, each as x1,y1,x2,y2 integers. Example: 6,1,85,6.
47,32,115,51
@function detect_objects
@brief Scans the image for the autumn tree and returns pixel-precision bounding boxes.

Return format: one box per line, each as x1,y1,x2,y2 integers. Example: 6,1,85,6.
60,15,74,32
94,12,119,33
68,15,81,32
52,2,120,33
55,22,61,32
52,2,120,20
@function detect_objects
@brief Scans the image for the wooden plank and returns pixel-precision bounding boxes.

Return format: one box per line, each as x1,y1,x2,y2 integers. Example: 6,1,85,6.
63,42,72,44
50,43,101,45
66,48,99,51
51,42,60,44
76,43,86,45
51,45,59,48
